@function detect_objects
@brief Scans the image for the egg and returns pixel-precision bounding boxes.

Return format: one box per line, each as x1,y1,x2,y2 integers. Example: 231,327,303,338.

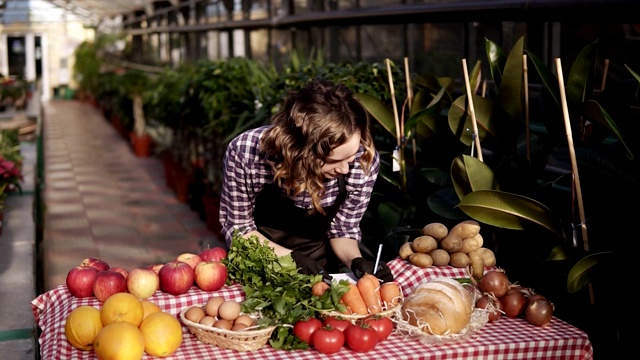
205,296,225,317
217,300,241,321
184,306,206,323
234,314,255,328
213,319,233,330
231,323,249,331
199,315,216,327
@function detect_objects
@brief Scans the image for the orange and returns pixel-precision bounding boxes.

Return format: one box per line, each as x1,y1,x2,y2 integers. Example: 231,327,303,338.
94,322,145,360
100,292,144,327
141,300,162,320
64,305,103,351
139,311,183,357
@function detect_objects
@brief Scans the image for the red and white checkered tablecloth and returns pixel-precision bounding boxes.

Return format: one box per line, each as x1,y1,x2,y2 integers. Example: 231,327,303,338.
31,258,594,360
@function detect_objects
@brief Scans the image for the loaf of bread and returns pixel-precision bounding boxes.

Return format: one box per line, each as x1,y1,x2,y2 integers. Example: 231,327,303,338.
401,277,473,335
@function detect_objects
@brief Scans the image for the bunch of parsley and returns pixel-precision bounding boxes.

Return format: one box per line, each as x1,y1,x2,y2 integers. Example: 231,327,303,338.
221,232,348,350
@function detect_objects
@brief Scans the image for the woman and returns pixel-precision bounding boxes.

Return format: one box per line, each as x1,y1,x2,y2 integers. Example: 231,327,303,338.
219,78,393,283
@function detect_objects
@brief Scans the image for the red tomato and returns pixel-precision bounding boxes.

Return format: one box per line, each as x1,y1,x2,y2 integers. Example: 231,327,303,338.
293,317,322,345
364,316,394,341
344,323,378,352
311,326,345,354
323,316,352,332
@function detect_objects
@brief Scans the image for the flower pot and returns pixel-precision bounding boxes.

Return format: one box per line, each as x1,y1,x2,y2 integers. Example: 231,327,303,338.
130,133,153,157
173,171,193,203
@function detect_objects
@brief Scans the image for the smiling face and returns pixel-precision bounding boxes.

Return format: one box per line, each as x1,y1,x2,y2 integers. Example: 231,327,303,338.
321,131,361,179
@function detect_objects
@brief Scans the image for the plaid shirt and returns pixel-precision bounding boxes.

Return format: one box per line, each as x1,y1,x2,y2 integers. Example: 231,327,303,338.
220,125,379,246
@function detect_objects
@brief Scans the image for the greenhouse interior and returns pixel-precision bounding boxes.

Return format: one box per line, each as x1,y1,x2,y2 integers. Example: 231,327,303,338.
0,0,637,359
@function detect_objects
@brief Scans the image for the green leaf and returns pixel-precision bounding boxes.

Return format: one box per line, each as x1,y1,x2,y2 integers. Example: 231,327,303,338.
456,190,563,237
448,95,493,146
526,49,561,106
427,187,467,220
451,154,499,200
355,93,396,138
497,36,524,119
567,252,615,293
418,167,451,187
547,245,568,261
485,37,507,88
566,40,598,104
580,100,634,160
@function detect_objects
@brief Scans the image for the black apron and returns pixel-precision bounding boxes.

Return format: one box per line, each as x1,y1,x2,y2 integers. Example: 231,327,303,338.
253,175,347,273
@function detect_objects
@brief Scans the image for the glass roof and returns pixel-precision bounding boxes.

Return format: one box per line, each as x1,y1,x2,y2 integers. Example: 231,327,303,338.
43,0,156,24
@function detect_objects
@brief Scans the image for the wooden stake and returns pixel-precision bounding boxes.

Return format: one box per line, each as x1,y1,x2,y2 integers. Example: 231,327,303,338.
404,57,417,165
523,55,531,161
555,58,588,251
461,59,483,162
600,58,610,92
386,59,401,148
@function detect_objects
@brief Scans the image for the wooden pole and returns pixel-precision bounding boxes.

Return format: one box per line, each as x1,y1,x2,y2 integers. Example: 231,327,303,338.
404,57,417,165
523,55,531,161
386,59,401,148
600,58,610,92
461,59,483,162
555,58,589,252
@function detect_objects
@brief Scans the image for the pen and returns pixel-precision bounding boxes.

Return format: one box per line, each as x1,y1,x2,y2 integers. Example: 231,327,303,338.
373,244,383,275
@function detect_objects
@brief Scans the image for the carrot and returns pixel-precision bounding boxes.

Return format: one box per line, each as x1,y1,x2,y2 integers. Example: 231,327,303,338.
380,282,402,309
341,283,368,315
338,298,353,315
357,274,382,314
311,281,330,297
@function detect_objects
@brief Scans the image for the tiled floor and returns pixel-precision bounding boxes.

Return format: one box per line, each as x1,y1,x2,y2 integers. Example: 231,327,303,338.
40,99,226,292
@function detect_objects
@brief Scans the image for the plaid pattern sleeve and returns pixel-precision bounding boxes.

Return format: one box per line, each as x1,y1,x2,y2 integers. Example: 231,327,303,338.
219,126,271,246
328,150,380,242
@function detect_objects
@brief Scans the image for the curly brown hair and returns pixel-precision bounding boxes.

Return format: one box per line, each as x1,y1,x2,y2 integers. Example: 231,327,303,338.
260,78,375,213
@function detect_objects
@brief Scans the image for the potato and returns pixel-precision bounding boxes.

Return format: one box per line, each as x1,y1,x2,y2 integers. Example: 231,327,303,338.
467,233,483,247
409,253,433,269
429,249,450,266
449,220,481,239
449,252,470,268
411,236,438,254
467,250,485,280
440,234,463,253
422,222,448,240
479,247,497,267
460,237,481,254
399,242,414,260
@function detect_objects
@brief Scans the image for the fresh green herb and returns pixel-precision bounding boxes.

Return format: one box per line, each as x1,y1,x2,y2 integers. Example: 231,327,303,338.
221,231,350,350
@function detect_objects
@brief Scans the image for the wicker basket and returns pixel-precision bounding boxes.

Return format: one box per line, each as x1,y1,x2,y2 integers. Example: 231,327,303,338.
179,307,276,352
318,303,402,323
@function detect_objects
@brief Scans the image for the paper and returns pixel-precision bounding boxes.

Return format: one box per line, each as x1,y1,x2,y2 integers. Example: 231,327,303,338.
330,272,358,284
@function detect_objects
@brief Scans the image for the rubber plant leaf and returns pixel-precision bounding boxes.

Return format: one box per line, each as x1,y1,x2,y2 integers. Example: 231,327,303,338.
485,37,506,88
451,154,499,200
418,166,452,187
624,64,640,97
566,40,598,105
456,190,563,237
580,100,634,160
547,245,568,261
378,159,401,190
497,36,524,120
448,95,494,146
567,251,615,293
355,93,396,138
525,49,561,106
469,60,482,95
407,85,447,134
428,187,467,220
378,201,415,232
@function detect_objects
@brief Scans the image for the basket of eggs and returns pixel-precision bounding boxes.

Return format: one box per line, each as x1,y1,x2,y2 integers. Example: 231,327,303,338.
180,296,276,352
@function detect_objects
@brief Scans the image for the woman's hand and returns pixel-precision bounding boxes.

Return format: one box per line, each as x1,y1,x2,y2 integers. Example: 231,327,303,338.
350,257,394,283
290,250,331,281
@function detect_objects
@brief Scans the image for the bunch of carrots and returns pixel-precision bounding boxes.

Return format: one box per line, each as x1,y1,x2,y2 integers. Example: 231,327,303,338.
313,274,403,315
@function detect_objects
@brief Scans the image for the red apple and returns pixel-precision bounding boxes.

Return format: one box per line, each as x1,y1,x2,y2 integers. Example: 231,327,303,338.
93,270,127,302
199,247,228,262
66,266,99,298
127,268,160,299
176,253,202,269
159,261,195,296
194,261,228,291
81,257,110,272
146,263,164,274
110,266,129,280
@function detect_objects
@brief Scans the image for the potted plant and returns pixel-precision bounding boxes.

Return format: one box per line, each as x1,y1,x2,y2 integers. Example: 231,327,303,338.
120,69,152,157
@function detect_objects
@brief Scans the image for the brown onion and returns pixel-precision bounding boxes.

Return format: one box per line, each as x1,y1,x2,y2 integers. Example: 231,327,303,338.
476,295,503,322
526,298,554,326
500,288,527,318
479,270,510,298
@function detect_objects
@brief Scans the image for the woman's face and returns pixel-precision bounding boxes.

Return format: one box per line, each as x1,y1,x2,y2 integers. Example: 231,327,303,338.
321,131,361,179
